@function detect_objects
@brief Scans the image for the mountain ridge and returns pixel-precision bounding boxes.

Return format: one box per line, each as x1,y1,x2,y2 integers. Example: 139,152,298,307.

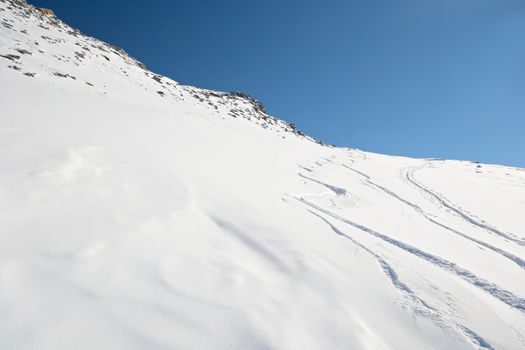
1,0,319,144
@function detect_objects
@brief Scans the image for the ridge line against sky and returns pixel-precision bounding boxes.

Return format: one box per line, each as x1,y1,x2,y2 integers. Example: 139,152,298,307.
30,0,525,167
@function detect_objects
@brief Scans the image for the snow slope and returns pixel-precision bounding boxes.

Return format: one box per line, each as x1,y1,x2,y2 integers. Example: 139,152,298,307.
1,1,524,349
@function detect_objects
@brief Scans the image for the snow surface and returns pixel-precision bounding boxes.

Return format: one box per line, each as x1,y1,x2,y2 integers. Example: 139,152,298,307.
1,1,524,349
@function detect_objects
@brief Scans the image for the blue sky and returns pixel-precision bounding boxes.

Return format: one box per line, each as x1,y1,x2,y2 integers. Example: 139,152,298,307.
32,0,525,167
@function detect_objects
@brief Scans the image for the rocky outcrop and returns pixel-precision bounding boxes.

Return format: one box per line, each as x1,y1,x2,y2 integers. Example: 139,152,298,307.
36,7,54,16
228,91,266,113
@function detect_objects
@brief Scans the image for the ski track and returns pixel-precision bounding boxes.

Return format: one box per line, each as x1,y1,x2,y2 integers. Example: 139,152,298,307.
295,197,525,315
299,173,347,196
341,164,525,270
405,164,525,246
308,210,495,350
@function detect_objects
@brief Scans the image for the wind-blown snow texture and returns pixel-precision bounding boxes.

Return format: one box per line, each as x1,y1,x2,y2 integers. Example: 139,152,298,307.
1,1,524,349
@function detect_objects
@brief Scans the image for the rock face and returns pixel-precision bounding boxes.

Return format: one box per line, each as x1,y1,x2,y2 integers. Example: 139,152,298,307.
36,7,53,16
229,91,267,113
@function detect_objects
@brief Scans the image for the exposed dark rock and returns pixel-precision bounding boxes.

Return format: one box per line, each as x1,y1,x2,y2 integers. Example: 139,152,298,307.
2,21,13,29
106,43,126,56
74,51,85,60
9,0,29,8
53,72,76,80
228,91,266,113
36,7,54,16
15,48,31,55
152,75,162,83
0,54,20,61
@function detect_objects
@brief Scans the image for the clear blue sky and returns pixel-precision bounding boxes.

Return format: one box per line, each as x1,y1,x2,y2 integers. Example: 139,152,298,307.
32,0,525,167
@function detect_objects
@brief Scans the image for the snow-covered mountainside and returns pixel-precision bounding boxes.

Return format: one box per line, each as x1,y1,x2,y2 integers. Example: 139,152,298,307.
1,1,524,349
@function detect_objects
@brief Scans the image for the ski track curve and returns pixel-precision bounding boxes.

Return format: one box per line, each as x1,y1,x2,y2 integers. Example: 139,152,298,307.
405,164,525,246
299,173,347,196
308,210,495,350
341,164,525,270
295,197,525,315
